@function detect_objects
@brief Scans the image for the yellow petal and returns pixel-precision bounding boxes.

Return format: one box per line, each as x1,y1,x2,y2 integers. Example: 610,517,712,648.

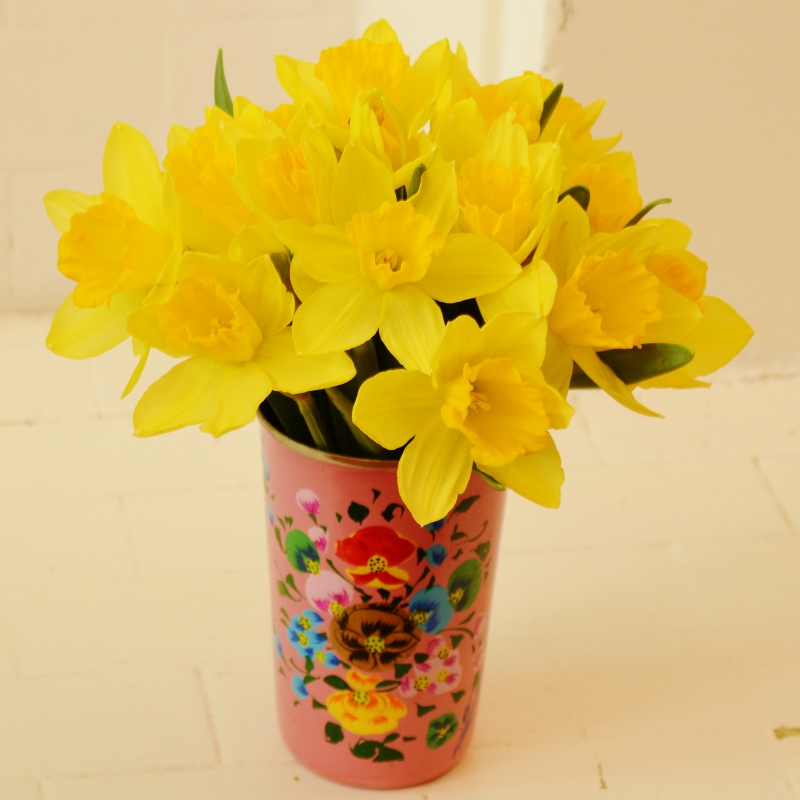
640,285,703,344
485,108,529,170
398,418,473,525
237,256,295,338
332,142,396,228
126,303,187,358
46,289,144,359
409,161,458,235
431,315,484,387
256,328,354,393
44,191,100,233
292,278,383,355
227,222,284,265
134,357,271,437
120,340,150,399
362,19,399,43
102,122,166,234
571,345,662,417
352,369,440,449
541,333,573,398
541,196,591,285
477,259,558,321
289,254,325,302
379,284,445,374
640,296,753,388
274,55,337,125
481,311,547,377
418,234,521,303
302,125,338,225
479,437,563,508
275,221,360,282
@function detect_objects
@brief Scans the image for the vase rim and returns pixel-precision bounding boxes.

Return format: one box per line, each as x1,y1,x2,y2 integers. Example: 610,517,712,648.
258,411,400,471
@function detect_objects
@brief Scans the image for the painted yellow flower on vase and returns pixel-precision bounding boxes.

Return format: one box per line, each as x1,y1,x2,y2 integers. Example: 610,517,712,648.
352,313,574,525
127,253,355,437
326,670,407,735
44,122,180,360
275,141,521,373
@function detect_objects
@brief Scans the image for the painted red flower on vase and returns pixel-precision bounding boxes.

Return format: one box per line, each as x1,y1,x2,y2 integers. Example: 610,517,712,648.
335,526,416,589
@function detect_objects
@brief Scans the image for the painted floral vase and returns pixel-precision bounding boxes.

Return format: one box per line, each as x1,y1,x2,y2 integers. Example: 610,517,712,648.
260,416,507,789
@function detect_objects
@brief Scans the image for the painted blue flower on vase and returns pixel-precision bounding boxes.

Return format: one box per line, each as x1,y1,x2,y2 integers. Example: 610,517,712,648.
287,609,326,659
274,632,284,660
261,453,271,482
314,650,341,669
408,586,453,634
267,503,275,525
292,674,309,700
425,544,448,567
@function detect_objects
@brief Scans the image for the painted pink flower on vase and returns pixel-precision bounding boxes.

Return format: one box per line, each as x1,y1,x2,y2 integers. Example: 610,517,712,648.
426,636,460,664
306,571,354,618
400,652,462,697
296,489,320,515
309,525,328,553
473,612,486,638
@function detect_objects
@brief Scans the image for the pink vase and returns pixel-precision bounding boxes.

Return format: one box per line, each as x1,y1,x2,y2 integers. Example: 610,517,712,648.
260,416,507,789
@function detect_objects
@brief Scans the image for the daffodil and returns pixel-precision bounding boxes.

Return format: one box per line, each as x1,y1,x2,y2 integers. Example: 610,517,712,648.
273,19,450,189
44,123,180,360
127,253,355,437
352,313,573,525
276,141,521,373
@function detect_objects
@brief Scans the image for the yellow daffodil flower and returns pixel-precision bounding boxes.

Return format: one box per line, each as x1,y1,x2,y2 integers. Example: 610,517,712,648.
275,20,449,164
276,141,521,373
127,253,355,437
44,123,180,360
352,313,574,525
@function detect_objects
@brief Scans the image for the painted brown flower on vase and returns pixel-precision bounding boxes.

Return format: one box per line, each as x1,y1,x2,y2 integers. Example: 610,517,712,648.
329,603,420,672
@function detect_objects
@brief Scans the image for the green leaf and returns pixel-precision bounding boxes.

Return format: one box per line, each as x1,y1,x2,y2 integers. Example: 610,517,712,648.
539,81,563,130
426,712,459,749
450,635,463,650
476,469,505,491
414,653,429,664
312,698,327,710
323,675,349,690
570,343,695,388
305,656,314,674
416,547,428,565
558,185,590,211
453,495,480,514
336,513,343,523
279,607,289,619
381,503,405,522
325,722,344,743
351,740,380,759
394,663,413,679
452,690,466,703
214,49,234,116
417,704,437,717
303,674,318,684
277,581,290,598
274,527,283,552
347,501,370,524
625,197,672,227
473,670,482,688
451,531,467,542
285,529,320,573
376,680,401,691
383,733,400,743
374,744,404,762
285,574,299,592
403,736,416,742
475,541,491,562
377,588,391,601
448,558,482,611
408,163,427,197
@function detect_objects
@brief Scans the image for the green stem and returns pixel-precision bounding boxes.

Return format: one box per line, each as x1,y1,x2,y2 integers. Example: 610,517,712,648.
325,387,386,457
289,392,333,451
349,340,380,387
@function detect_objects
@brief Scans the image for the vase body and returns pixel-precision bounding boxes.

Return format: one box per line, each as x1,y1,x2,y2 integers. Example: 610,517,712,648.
260,417,507,789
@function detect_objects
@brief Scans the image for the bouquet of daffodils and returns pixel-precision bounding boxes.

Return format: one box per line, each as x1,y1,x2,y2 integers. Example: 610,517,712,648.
45,20,752,525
